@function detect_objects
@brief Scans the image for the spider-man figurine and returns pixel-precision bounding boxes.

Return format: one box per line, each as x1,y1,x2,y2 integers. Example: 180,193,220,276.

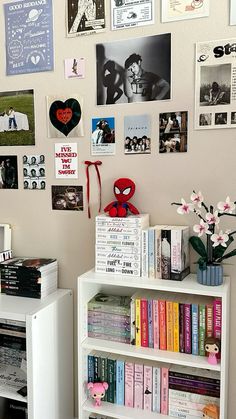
104,178,139,217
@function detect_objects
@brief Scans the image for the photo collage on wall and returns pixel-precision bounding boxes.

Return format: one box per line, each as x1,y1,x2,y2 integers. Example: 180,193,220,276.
23,155,46,190
159,112,188,153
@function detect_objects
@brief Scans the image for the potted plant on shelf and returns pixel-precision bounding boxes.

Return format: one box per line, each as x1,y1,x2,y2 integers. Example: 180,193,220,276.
172,191,236,286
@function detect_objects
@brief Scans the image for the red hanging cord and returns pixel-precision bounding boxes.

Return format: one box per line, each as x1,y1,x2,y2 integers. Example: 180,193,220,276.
84,160,102,218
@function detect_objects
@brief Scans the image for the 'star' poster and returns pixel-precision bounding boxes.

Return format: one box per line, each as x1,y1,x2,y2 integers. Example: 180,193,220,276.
4,0,54,76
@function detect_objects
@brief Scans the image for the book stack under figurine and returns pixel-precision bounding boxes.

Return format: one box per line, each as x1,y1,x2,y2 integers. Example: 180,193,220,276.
95,214,149,276
88,293,131,344
0,257,58,299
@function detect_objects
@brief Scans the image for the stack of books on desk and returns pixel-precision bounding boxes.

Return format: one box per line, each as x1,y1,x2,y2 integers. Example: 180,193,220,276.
0,257,58,299
95,214,149,276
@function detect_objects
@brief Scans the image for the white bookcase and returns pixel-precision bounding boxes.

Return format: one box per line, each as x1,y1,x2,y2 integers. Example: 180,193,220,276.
78,269,230,419
0,289,74,419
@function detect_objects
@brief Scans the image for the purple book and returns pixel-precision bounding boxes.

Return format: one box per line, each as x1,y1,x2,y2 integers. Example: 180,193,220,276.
179,303,185,353
184,304,191,354
168,377,220,391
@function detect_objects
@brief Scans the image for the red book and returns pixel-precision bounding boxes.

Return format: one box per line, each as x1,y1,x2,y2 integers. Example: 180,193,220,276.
141,298,149,347
159,300,167,350
213,298,222,359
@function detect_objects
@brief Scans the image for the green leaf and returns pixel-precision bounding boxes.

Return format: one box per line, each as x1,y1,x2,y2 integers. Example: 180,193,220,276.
189,236,207,258
213,236,234,261
219,248,236,262
197,257,207,270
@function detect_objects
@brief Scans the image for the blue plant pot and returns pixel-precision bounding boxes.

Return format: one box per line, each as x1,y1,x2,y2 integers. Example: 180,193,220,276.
197,264,223,286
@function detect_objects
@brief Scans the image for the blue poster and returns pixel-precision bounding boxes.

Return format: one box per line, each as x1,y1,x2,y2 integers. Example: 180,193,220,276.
4,0,54,75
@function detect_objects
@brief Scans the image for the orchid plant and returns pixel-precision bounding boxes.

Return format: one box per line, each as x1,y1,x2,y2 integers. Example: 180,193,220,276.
172,191,236,270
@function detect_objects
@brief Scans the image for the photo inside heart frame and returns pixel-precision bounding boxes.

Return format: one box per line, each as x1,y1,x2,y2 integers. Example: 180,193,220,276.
49,98,82,136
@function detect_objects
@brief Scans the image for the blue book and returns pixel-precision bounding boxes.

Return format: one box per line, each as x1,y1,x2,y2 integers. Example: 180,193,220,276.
116,357,125,405
88,352,95,383
148,299,154,348
191,304,199,355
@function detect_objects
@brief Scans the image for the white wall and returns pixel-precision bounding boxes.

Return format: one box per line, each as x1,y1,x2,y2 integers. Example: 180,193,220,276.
0,1,235,417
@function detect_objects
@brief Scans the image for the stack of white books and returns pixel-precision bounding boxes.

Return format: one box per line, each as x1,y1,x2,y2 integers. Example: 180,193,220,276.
95,214,150,276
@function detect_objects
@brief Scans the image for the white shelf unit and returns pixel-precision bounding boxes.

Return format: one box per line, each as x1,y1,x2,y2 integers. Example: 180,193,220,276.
0,289,74,419
78,269,230,419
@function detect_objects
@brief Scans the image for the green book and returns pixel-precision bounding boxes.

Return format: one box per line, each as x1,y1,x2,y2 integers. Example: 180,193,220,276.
199,304,206,356
107,354,117,403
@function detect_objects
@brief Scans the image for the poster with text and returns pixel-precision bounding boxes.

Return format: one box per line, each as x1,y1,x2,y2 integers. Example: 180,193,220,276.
195,39,236,129
23,154,45,190
4,0,54,76
230,0,236,25
67,0,105,37
111,0,154,30
162,0,209,22
65,58,85,79
47,95,84,138
159,111,188,153
124,114,151,154
55,143,78,178
97,33,171,105
91,117,115,155
52,185,83,211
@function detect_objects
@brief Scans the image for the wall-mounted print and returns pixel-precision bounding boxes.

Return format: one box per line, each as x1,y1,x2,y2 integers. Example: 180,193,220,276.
0,156,18,189
91,117,115,155
4,0,54,76
96,33,171,105
230,0,236,25
47,95,84,138
65,58,85,79
23,155,45,190
124,114,151,154
0,90,34,146
67,0,105,37
52,186,83,211
195,39,236,129
55,143,78,178
161,0,209,22
159,111,188,153
111,0,154,30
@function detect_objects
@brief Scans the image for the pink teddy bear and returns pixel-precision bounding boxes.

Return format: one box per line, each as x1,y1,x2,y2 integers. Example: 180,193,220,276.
87,382,109,407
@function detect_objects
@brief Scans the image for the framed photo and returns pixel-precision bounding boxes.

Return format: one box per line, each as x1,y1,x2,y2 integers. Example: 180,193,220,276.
195,39,236,129
96,33,171,105
161,0,209,22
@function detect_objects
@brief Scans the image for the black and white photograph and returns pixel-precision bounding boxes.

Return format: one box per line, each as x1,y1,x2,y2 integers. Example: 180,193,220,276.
0,155,18,189
159,112,188,153
231,112,236,124
52,186,83,211
124,114,151,154
96,33,171,105
67,0,105,37
23,155,46,190
195,39,236,129
199,65,231,106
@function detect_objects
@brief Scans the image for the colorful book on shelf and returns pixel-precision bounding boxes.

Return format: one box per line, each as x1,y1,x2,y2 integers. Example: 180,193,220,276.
153,299,159,349
161,366,169,415
173,301,179,352
88,293,131,316
206,303,214,338
184,304,191,354
199,304,206,356
179,303,185,353
141,297,149,347
135,298,141,347
134,363,144,410
141,229,149,277
144,363,153,411
125,360,134,407
159,299,167,350
213,298,222,359
153,366,161,413
191,303,199,356
170,226,190,281
116,356,125,406
148,299,154,348
166,300,174,352
107,354,117,403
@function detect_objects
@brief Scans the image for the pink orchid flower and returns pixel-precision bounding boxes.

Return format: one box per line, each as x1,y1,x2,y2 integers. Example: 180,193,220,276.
190,191,204,208
177,199,194,215
206,211,220,225
217,197,235,214
193,220,211,237
211,231,229,247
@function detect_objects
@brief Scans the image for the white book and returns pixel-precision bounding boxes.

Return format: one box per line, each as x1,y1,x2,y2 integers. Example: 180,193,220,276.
169,389,220,405
141,229,149,277
152,366,161,412
96,214,150,227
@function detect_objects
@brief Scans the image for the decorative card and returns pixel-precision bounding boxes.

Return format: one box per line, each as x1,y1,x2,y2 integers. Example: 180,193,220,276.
67,0,105,36
161,0,209,22
111,0,154,30
4,0,54,75
51,185,83,211
65,58,85,79
47,95,84,138
159,112,188,153
124,114,151,154
23,154,45,190
91,117,115,155
55,143,78,179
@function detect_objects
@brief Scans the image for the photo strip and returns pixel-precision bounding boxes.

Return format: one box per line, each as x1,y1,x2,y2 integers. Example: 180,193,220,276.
23,155,45,190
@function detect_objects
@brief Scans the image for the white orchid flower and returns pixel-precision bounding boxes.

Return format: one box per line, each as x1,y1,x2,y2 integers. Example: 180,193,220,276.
211,231,229,247
177,199,194,215
217,197,235,214
206,211,220,225
190,191,204,208
193,219,211,237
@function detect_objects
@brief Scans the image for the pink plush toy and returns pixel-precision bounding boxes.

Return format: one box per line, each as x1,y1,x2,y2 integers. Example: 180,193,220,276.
87,382,109,406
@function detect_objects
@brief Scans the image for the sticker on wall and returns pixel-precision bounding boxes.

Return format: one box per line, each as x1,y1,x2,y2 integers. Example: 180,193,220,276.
47,95,84,138
91,117,115,155
159,111,188,153
23,155,45,190
161,0,209,22
51,185,83,211
65,58,85,79
0,89,35,146
67,0,105,37
111,0,154,30
124,114,151,154
55,143,78,179
96,33,171,105
4,0,54,76
0,155,18,189
195,39,236,130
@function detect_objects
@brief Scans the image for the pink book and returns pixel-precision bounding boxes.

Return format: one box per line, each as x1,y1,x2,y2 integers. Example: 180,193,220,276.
213,298,222,359
125,362,134,407
134,363,144,409
161,367,169,415
141,299,149,347
153,300,159,349
184,304,191,354
144,364,153,411
159,300,167,350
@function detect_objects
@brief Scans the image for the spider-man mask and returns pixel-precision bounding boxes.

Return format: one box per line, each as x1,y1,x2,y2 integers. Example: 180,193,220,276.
113,178,135,203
